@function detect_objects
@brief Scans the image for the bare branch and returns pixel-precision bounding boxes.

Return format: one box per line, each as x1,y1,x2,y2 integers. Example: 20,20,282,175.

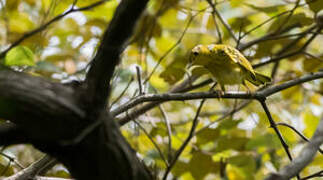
132,119,169,167
159,105,172,160
259,100,294,163
276,122,323,154
162,98,206,180
144,14,197,83
136,66,144,95
4,155,57,180
253,26,322,68
206,0,238,42
265,115,323,180
110,76,134,107
112,71,323,119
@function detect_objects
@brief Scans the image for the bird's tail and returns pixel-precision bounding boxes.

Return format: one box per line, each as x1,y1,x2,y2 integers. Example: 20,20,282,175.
247,71,271,86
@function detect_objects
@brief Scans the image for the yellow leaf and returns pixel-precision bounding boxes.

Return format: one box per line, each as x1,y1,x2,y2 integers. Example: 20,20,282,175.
302,109,320,137
9,12,34,33
310,93,321,105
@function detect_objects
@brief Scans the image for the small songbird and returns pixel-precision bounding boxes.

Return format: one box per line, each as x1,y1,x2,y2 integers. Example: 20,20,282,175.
189,44,271,91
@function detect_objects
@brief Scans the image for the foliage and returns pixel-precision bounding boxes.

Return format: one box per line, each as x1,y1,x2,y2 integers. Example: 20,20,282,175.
0,0,322,179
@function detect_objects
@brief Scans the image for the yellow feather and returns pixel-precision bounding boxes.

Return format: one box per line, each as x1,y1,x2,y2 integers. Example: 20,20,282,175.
189,44,271,91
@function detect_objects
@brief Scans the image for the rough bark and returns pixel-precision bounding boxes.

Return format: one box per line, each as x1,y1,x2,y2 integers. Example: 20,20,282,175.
0,0,151,179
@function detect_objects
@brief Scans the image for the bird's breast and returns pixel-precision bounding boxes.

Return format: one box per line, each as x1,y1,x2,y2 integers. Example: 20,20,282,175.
205,62,244,85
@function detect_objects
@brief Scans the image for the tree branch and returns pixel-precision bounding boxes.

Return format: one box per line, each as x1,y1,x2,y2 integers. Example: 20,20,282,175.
253,25,322,68
85,0,149,109
113,71,323,120
0,123,30,145
4,155,57,180
265,115,323,180
277,122,323,154
162,98,206,180
0,70,85,141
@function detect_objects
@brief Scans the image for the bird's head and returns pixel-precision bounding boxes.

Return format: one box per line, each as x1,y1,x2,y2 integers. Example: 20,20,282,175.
188,45,211,67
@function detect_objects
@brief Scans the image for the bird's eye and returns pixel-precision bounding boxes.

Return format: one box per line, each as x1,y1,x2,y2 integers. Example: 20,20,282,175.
193,51,199,56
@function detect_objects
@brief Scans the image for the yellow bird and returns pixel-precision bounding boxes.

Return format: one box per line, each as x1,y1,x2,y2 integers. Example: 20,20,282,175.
189,44,271,91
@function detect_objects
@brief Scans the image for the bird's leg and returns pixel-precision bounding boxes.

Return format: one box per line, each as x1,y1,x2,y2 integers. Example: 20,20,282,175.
242,81,251,94
218,84,226,98
209,82,224,99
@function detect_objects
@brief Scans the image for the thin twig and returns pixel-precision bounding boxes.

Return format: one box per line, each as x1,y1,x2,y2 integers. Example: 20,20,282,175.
207,0,222,43
302,51,323,62
158,105,173,161
301,170,323,180
265,115,323,180
132,119,169,167
0,152,25,169
162,98,206,180
241,11,291,39
4,155,57,180
253,26,321,68
195,100,251,135
0,0,107,59
274,0,301,33
206,0,238,42
110,77,134,107
258,100,294,161
136,66,144,95
276,122,323,154
239,23,309,51
141,0,166,76
144,13,198,83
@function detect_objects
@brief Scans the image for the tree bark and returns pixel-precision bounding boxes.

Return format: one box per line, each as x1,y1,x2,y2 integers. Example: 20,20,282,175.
0,0,151,179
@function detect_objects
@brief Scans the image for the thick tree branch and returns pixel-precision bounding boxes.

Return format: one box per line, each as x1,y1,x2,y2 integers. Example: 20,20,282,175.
0,70,85,140
0,123,30,145
265,115,323,180
85,0,149,109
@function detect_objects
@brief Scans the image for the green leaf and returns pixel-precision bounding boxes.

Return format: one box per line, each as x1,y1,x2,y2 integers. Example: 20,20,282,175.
303,56,323,72
228,154,256,179
306,0,323,14
216,136,249,152
246,133,280,150
172,160,189,177
268,13,312,32
188,151,218,179
230,0,246,7
245,4,286,15
160,49,188,84
196,128,220,145
5,46,35,66
218,118,242,130
229,17,252,31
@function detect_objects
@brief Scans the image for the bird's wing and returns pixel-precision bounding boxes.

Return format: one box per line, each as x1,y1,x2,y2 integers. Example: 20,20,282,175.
224,46,256,77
